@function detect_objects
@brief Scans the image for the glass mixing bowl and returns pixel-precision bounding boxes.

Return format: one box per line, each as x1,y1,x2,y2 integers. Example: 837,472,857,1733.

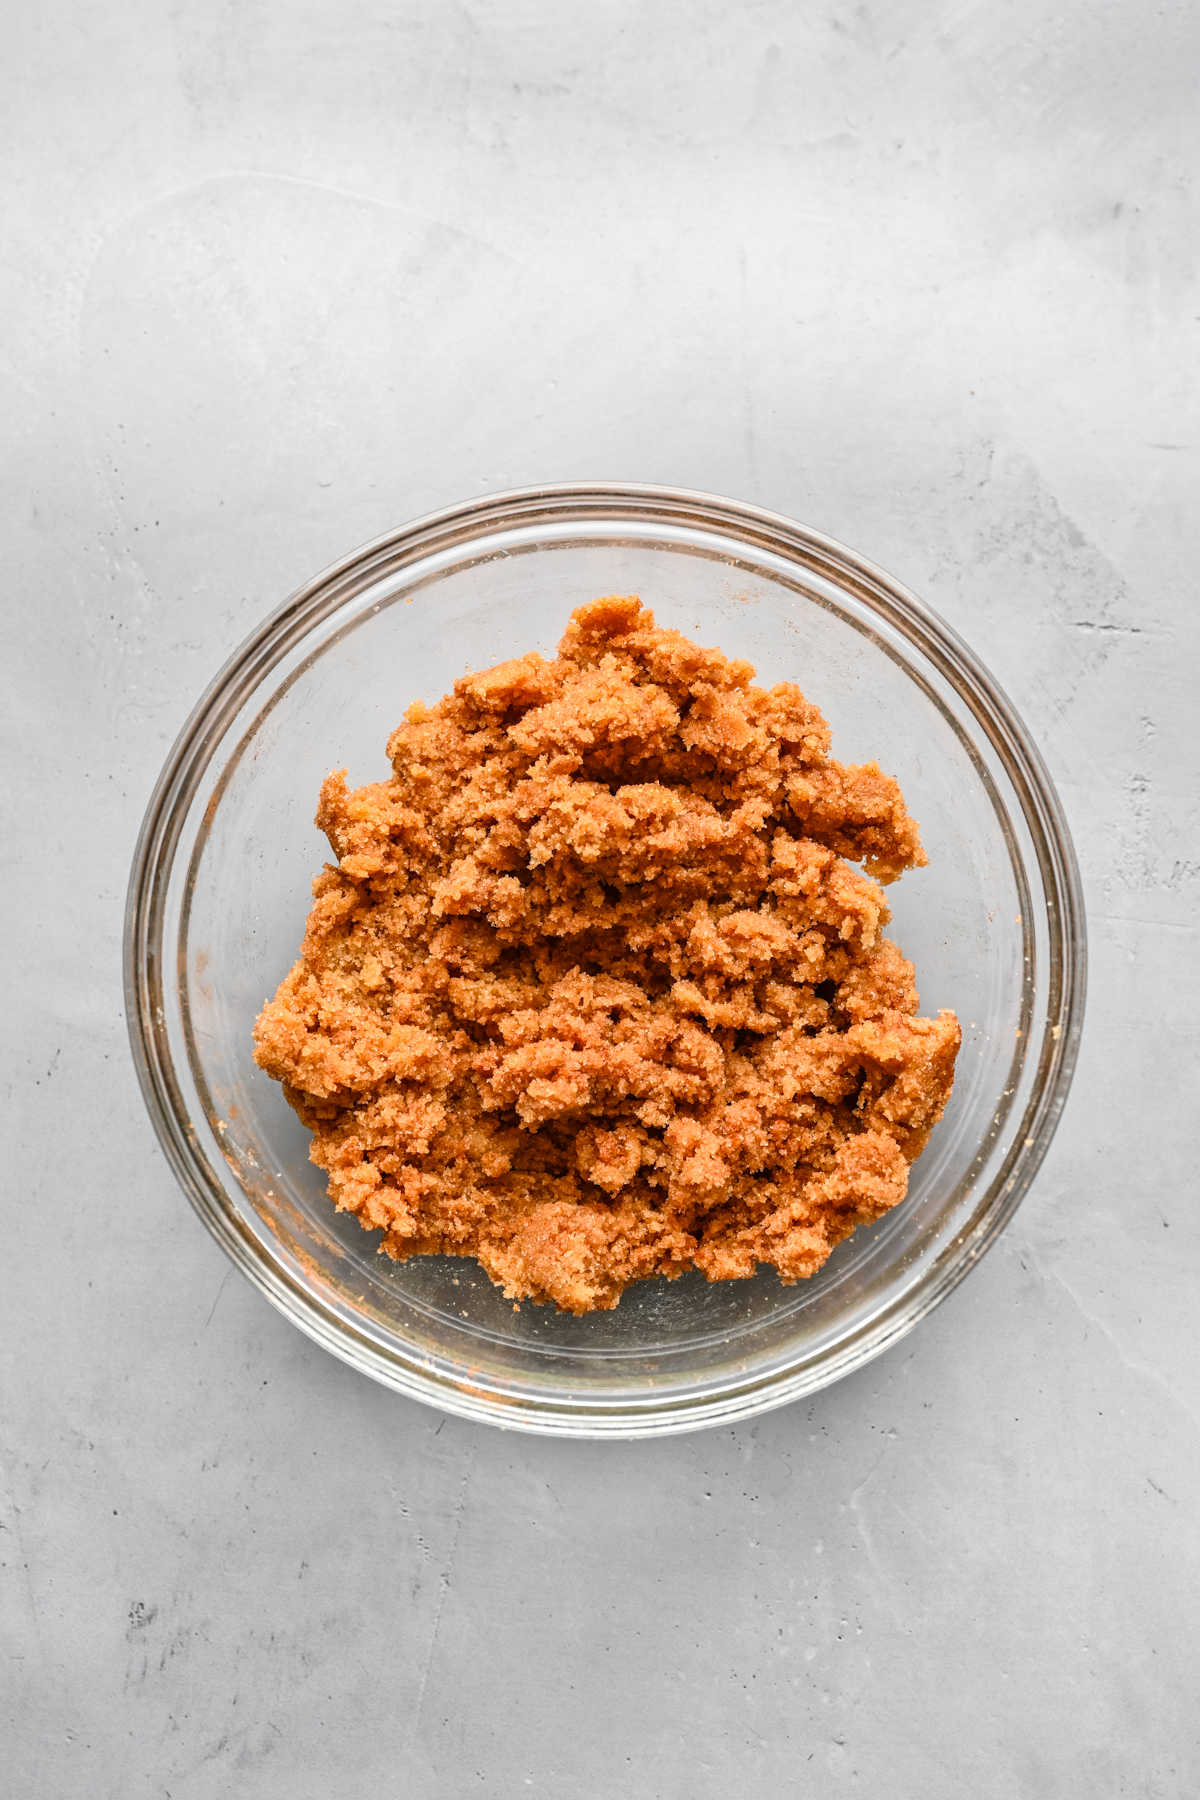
125,484,1085,1436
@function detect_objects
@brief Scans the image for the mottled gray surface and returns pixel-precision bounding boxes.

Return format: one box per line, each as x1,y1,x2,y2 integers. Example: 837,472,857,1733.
3,2,1198,1795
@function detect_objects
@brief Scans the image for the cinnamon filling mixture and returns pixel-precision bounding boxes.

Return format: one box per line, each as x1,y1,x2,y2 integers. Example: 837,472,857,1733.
254,597,960,1313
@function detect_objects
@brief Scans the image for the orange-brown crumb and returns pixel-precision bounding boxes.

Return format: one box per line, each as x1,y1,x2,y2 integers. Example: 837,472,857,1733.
254,597,960,1313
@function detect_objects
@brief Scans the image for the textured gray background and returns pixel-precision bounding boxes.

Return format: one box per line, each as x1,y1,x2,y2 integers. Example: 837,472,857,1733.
3,2,1198,1795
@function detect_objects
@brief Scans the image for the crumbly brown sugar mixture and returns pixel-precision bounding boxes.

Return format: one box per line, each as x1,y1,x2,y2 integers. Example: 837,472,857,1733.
254,597,960,1314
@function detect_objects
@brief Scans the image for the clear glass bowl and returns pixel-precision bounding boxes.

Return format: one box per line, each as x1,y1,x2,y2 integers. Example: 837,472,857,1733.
125,484,1086,1436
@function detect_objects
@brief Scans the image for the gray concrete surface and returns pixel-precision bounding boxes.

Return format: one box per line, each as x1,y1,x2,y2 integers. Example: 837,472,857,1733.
3,2,1198,1795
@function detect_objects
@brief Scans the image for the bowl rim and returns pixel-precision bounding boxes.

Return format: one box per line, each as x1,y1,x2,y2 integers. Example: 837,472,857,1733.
124,481,1087,1436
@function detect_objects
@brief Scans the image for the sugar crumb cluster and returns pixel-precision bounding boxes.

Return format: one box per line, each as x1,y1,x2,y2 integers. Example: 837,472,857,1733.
254,596,960,1313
